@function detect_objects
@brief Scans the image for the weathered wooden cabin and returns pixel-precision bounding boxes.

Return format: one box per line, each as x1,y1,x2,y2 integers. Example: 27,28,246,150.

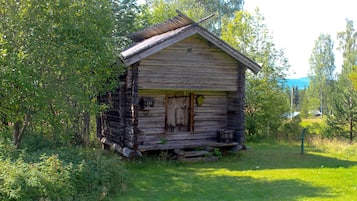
97,11,261,157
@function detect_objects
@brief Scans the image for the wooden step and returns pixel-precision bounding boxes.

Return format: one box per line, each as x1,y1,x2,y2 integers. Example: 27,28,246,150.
174,149,211,158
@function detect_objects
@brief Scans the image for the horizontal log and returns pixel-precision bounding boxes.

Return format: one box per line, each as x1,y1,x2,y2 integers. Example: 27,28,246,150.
137,132,218,144
140,67,236,76
182,150,210,158
101,137,137,158
138,83,236,91
141,55,237,66
138,139,238,151
124,140,139,150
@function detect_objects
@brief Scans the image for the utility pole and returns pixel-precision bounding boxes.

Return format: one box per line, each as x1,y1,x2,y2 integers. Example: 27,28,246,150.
290,86,293,120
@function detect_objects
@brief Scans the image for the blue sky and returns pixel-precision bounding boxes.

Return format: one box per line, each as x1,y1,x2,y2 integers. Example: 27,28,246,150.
244,0,357,78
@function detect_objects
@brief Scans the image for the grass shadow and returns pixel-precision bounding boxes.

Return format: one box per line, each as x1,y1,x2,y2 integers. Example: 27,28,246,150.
220,143,357,171
117,143,357,200
119,165,330,201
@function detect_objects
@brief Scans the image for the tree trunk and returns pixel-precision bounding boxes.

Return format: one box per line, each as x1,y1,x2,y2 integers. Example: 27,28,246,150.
81,111,90,146
12,112,30,149
349,117,353,143
13,120,22,148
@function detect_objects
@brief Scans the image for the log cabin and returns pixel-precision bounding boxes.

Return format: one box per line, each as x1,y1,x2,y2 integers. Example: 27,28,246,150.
97,11,261,157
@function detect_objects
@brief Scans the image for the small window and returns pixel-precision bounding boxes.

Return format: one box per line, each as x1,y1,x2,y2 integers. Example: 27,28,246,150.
139,97,155,110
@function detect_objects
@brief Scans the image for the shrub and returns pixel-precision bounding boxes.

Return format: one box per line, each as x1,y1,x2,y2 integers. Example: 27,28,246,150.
0,145,128,201
278,116,303,141
0,155,74,200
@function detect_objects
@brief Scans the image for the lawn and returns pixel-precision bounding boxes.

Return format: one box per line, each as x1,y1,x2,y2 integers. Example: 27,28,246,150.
116,141,357,201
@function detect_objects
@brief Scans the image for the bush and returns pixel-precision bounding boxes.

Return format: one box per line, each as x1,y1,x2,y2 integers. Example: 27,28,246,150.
0,145,128,201
278,116,303,141
0,155,74,200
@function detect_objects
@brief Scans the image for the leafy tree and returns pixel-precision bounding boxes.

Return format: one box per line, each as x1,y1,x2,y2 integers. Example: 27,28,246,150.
222,9,290,139
141,0,243,35
293,86,298,108
0,0,130,147
112,0,142,51
328,20,357,142
306,33,335,118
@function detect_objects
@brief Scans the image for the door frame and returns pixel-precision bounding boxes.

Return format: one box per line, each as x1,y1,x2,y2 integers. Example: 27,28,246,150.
164,92,194,133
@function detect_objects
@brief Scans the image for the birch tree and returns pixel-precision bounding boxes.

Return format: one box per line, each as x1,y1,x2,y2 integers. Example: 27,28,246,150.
222,9,290,138
306,33,335,118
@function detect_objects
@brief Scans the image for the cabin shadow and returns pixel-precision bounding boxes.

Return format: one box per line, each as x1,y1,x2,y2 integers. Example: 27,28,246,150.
221,144,357,171
192,175,330,201
123,168,331,201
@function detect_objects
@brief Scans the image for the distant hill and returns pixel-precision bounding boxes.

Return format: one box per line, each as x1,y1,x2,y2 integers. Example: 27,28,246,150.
285,77,310,89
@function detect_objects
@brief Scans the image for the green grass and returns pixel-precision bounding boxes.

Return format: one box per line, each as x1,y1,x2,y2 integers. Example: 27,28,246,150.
116,141,357,201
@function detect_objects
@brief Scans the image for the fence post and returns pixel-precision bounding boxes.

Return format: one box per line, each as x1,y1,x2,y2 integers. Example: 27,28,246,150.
301,128,307,155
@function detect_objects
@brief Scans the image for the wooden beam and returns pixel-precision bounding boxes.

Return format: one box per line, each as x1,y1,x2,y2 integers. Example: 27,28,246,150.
101,137,139,158
190,92,195,132
176,10,195,24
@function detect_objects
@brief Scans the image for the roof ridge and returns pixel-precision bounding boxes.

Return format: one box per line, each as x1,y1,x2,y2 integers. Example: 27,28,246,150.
128,10,195,42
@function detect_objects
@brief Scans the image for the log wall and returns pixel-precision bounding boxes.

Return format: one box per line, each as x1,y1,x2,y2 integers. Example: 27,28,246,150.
227,65,246,143
97,77,127,146
98,34,249,151
137,90,227,145
137,34,239,91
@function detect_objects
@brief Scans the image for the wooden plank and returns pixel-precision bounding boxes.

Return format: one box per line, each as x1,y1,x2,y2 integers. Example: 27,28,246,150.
122,26,197,66
135,90,229,146
181,150,210,158
190,92,194,132
138,132,217,144
137,35,240,91
139,139,238,152
139,63,238,72
138,83,236,91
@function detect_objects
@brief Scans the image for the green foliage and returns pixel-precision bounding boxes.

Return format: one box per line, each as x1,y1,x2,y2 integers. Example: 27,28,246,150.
0,155,74,200
0,145,127,201
349,65,357,90
0,0,135,147
141,0,243,35
278,116,303,141
222,9,290,139
305,33,335,117
328,19,357,142
112,0,142,50
213,148,222,158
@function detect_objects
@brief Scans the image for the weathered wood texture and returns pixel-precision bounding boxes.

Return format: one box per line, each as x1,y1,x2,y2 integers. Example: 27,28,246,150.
227,65,246,144
139,139,238,152
124,63,139,149
98,64,140,150
97,77,127,146
98,34,250,154
137,35,239,91
137,90,227,145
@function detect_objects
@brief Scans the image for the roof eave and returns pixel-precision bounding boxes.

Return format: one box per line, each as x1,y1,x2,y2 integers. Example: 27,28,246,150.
121,25,261,74
194,26,261,74
121,25,197,66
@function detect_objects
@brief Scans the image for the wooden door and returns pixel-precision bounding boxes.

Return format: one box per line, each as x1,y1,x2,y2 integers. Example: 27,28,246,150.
166,95,190,132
